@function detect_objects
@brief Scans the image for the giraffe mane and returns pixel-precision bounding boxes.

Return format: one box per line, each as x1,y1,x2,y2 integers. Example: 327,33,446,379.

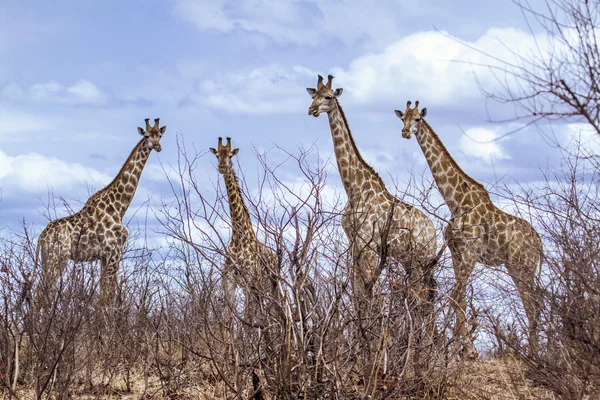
227,163,256,239
335,99,389,192
421,120,490,197
83,138,146,206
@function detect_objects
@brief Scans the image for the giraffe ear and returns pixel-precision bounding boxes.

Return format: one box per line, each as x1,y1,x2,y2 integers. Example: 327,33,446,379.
420,108,427,117
209,148,217,155
160,126,167,135
306,88,316,97
231,148,239,156
137,127,146,136
394,110,403,119
334,88,343,97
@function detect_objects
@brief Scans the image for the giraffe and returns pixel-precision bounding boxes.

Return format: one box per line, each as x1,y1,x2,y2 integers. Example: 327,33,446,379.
34,118,166,310
210,137,275,399
395,101,543,356
209,136,276,322
307,75,438,302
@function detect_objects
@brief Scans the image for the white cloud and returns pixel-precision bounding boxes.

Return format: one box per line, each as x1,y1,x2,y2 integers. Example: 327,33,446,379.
459,127,508,163
0,150,111,193
188,64,316,114
561,123,600,155
331,28,549,107
0,108,53,142
189,27,548,116
173,0,319,45
143,163,184,183
172,0,421,47
0,12,60,57
256,176,343,212
359,147,398,176
173,1,234,32
2,79,108,105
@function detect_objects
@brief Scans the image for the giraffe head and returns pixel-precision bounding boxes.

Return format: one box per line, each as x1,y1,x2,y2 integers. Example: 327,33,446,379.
306,74,343,117
209,137,239,174
394,101,427,139
137,118,167,152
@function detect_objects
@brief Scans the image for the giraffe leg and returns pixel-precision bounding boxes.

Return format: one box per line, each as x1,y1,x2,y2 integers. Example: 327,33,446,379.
355,246,379,299
242,282,267,400
449,248,477,358
419,256,438,339
445,219,483,359
505,258,541,354
245,283,267,400
100,253,120,311
34,251,68,314
93,253,120,352
351,247,378,341
351,246,379,383
244,273,267,329
222,261,236,356
100,227,127,311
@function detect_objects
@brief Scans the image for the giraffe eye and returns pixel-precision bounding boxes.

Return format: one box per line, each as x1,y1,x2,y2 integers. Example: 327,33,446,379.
325,96,332,100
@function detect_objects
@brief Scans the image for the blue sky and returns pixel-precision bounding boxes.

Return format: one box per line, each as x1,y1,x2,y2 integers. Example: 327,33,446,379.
0,0,597,239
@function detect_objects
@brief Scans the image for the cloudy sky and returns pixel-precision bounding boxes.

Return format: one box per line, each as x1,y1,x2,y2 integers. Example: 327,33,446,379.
0,0,597,240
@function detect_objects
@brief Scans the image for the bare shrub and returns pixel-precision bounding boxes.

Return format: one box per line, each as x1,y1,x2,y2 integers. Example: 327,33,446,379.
156,136,461,398
488,141,600,399
1,136,463,399
473,0,600,136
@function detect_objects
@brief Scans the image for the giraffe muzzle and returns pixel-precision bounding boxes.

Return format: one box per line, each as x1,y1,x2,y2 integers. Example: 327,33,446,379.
402,129,412,139
308,107,320,117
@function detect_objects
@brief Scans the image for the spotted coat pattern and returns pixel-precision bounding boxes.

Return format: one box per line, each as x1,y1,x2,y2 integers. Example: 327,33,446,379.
210,137,276,323
35,118,166,309
395,101,543,355
307,76,437,300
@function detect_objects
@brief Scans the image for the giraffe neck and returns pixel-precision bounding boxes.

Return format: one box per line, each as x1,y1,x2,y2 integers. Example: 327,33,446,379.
223,165,256,245
327,100,387,201
90,139,152,219
415,121,490,215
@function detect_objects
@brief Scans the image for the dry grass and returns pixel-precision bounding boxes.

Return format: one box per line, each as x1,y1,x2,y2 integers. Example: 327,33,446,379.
4,357,558,399
6,144,598,399
447,357,555,400
10,372,228,399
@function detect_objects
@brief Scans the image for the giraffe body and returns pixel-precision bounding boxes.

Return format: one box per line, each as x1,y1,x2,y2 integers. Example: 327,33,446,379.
35,118,166,308
395,102,542,355
307,75,437,298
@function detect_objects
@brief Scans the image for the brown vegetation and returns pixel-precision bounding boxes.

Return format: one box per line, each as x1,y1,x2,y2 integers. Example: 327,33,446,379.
1,136,597,399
